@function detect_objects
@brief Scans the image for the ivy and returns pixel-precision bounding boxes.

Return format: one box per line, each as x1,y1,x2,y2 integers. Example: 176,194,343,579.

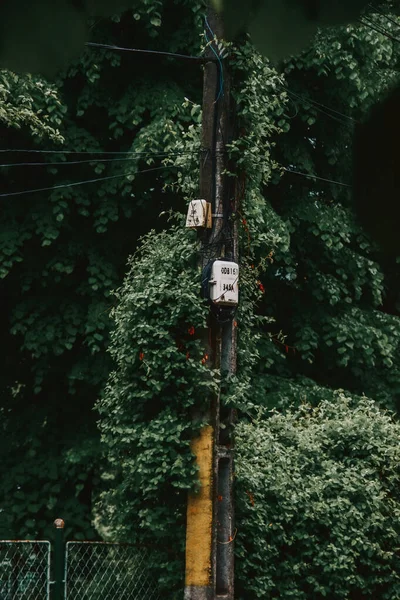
235,395,400,600
3,4,400,600
97,223,219,596
230,9,400,597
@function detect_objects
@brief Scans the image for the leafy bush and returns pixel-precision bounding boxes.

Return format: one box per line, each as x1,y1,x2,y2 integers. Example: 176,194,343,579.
97,222,218,596
235,394,400,599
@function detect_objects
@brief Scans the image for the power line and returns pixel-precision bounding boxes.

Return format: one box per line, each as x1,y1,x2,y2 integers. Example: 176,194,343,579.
359,15,400,43
284,87,358,126
0,160,351,197
359,14,398,39
0,165,177,198
0,152,198,169
282,167,351,188
85,41,211,63
278,10,400,129
0,148,199,156
367,4,400,29
286,90,352,127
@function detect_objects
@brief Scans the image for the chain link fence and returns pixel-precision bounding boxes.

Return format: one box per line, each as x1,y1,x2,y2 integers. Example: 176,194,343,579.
0,541,51,600
65,542,160,600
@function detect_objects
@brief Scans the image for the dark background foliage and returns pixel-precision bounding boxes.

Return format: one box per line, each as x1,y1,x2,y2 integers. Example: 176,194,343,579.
2,1,400,598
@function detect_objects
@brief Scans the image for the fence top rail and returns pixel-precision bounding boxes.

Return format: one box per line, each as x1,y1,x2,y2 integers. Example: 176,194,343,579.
0,540,50,544
65,541,153,549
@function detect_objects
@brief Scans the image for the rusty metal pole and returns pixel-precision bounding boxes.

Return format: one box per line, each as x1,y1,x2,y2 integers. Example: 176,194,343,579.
184,6,235,600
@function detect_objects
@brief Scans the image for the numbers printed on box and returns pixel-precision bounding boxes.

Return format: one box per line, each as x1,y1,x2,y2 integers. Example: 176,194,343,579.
208,260,239,306
223,283,234,292
221,267,237,275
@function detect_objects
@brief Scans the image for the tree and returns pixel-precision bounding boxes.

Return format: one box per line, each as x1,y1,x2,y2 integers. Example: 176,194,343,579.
3,2,400,599
97,223,219,595
227,8,400,597
75,2,400,595
0,0,204,541
253,9,400,411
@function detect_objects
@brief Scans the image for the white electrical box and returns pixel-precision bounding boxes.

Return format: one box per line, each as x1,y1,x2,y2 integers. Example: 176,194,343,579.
209,260,239,306
186,199,212,229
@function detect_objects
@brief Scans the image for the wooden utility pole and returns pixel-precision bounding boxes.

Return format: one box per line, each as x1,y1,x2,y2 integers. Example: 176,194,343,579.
184,7,236,600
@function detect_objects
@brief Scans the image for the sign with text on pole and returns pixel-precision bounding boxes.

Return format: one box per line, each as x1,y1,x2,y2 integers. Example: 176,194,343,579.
201,259,239,308
208,260,239,306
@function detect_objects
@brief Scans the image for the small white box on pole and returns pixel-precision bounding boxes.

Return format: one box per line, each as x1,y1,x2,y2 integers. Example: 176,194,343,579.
209,260,239,306
185,199,212,229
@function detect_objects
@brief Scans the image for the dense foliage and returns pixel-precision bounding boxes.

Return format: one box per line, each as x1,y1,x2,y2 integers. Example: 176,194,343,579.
0,0,204,541
97,36,287,594
235,396,400,600
257,8,400,411
230,5,400,598
226,4,400,420
2,1,400,598
97,224,219,593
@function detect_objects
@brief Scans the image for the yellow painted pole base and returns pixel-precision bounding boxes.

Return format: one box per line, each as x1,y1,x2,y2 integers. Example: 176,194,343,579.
184,424,214,597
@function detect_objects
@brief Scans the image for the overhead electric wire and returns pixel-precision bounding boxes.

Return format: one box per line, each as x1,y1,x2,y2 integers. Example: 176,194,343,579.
0,151,198,169
0,148,200,156
85,41,210,63
282,167,351,188
0,156,351,196
359,14,400,43
283,87,358,125
367,3,400,29
286,91,353,126
280,9,400,187
279,10,400,129
0,164,177,198
0,162,350,198
277,9,400,129
88,37,357,129
0,23,360,197
359,15,397,39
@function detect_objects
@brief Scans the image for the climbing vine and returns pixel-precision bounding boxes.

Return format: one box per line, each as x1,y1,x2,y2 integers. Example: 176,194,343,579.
97,222,219,594
97,37,288,595
231,8,400,600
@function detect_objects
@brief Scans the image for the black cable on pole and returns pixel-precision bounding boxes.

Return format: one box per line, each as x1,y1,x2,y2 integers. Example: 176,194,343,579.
85,42,215,63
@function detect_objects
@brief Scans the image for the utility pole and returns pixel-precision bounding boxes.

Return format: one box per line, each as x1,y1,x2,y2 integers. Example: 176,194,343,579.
184,6,236,600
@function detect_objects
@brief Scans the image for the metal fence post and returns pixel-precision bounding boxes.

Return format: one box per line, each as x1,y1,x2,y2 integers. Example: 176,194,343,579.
53,518,65,600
